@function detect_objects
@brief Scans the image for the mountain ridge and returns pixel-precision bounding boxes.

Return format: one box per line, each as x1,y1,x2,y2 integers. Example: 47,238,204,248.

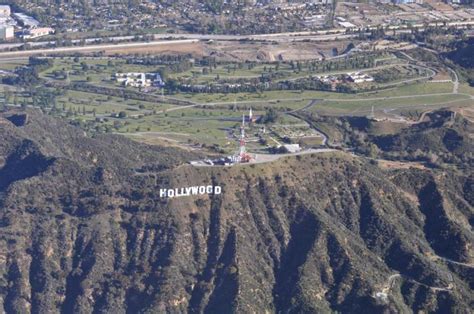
0,110,472,313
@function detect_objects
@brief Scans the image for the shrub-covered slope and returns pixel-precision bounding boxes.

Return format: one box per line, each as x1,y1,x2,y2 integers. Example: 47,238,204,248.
0,111,472,313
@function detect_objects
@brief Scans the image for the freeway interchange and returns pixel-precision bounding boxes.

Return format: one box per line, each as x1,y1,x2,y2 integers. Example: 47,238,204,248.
1,19,474,59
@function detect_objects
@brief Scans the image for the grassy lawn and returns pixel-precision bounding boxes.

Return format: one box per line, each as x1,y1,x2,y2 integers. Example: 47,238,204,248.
174,90,337,103
352,82,454,98
168,63,295,80
316,94,470,114
458,84,474,96
25,55,470,151
57,90,175,115
116,113,240,148
40,58,159,88
0,59,29,71
173,82,455,104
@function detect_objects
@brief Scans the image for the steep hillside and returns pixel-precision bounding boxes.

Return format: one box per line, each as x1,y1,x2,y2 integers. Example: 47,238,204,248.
446,38,474,86
373,110,473,166
0,110,472,313
300,110,473,167
447,38,474,69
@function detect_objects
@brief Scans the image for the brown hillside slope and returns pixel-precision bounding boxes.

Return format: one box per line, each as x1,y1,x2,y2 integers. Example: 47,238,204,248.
0,111,472,313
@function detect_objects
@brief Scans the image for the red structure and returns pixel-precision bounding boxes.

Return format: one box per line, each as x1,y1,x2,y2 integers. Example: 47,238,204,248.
238,113,252,163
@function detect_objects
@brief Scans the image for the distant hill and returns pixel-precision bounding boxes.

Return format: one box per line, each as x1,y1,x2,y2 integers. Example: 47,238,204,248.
447,38,474,85
300,109,473,167
0,110,472,313
373,110,473,167
447,38,474,69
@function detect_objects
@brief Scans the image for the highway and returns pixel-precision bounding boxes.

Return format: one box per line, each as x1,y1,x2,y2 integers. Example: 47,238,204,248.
0,30,365,53
0,17,472,57
0,31,363,58
0,39,200,58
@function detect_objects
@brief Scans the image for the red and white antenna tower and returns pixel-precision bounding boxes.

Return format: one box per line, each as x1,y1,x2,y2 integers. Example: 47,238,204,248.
238,114,251,163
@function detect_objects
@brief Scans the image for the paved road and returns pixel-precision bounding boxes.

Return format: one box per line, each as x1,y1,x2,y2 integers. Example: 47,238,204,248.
447,67,459,94
379,271,453,297
286,99,321,113
285,99,329,145
381,274,401,294
431,254,474,268
324,92,473,103
0,39,200,58
190,148,336,167
0,32,365,57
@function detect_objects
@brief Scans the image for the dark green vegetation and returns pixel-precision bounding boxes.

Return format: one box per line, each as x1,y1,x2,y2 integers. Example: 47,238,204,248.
0,110,472,313
447,38,474,86
301,110,473,168
447,39,474,69
372,111,473,167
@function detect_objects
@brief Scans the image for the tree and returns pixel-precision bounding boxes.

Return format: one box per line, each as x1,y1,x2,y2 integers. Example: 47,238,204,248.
259,108,278,124
368,143,380,159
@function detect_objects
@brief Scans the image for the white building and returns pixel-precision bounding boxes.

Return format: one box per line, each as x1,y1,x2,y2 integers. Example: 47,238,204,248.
0,5,10,16
23,27,54,39
0,25,13,40
283,144,301,153
114,72,164,88
339,21,357,29
347,72,374,83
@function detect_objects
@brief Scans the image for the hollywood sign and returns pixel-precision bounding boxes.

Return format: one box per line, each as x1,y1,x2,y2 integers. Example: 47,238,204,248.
159,185,222,198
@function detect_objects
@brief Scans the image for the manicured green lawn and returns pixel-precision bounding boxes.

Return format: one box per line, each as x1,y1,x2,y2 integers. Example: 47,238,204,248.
0,59,28,71
316,94,470,114
174,82,455,104
57,90,174,115
28,56,470,151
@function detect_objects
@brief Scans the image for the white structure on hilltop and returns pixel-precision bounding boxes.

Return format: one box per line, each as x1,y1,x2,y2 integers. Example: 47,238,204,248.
0,25,13,40
245,107,257,123
0,5,10,16
283,144,301,153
